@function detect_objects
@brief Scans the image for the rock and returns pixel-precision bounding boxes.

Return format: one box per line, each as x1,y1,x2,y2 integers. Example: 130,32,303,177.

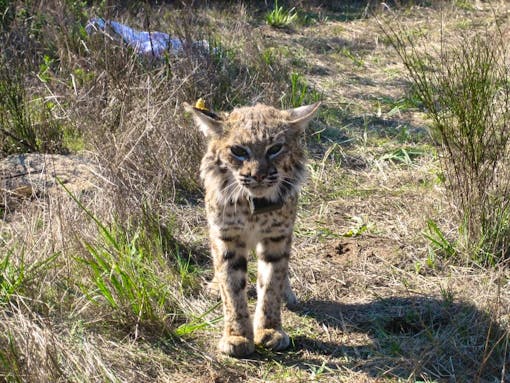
0,153,100,218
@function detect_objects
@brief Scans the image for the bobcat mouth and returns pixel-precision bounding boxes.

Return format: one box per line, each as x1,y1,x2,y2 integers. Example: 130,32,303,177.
238,175,279,195
241,181,278,198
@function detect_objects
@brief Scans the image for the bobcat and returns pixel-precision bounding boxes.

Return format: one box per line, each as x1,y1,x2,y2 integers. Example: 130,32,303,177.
186,101,320,357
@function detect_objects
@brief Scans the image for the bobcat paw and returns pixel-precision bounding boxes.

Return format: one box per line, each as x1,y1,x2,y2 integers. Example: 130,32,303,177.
218,335,254,357
254,328,290,351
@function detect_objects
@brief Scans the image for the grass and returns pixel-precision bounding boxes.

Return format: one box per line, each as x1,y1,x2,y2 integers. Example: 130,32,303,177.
265,0,298,29
61,178,208,336
283,72,323,109
0,1,509,382
0,245,59,306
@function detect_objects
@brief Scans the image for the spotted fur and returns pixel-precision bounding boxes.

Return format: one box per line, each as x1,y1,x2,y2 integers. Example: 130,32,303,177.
186,102,320,357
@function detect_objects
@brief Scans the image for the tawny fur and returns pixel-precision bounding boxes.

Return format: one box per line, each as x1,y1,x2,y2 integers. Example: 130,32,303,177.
186,102,319,357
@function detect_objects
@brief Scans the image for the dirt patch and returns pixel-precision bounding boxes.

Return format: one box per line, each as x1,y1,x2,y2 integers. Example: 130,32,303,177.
323,236,401,266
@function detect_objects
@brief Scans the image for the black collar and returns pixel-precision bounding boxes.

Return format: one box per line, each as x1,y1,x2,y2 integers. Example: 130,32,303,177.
247,180,295,215
248,197,284,215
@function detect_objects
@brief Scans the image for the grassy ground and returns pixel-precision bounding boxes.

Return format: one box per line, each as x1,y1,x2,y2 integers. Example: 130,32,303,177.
1,1,509,382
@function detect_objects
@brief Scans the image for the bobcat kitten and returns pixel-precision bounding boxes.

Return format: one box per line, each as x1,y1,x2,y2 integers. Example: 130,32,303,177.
186,101,320,357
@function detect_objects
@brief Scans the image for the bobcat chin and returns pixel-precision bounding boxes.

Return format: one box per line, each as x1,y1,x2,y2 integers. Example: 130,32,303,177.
186,101,320,357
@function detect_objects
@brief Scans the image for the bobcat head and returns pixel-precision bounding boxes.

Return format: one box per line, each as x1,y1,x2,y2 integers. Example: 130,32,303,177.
186,102,320,205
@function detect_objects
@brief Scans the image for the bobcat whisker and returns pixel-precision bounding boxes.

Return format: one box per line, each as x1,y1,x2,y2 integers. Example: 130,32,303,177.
223,182,242,215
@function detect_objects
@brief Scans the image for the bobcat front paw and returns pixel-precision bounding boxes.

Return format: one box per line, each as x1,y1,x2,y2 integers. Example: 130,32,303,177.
254,328,290,351
218,335,254,357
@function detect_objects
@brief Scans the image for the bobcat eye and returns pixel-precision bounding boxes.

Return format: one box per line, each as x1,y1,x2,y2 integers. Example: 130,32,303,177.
230,145,249,160
266,143,283,158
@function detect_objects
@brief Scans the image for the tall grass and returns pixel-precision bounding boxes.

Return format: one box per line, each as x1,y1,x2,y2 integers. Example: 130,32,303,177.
0,62,66,155
58,178,202,335
383,22,510,265
1,0,290,205
70,6,290,215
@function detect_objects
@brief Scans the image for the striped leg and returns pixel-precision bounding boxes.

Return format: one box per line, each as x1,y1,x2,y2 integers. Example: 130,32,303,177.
253,235,292,351
211,237,254,357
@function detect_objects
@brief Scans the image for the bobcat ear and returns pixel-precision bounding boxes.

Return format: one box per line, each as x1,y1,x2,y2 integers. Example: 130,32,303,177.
287,102,321,131
184,102,223,138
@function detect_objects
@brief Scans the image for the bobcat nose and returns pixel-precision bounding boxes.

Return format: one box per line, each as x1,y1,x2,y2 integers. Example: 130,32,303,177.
253,173,266,183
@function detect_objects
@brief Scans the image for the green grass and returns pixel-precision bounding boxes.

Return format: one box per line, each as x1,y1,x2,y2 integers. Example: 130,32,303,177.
59,178,199,334
282,72,323,109
174,301,222,337
265,0,298,29
423,219,457,259
379,146,427,166
0,247,59,306
340,47,364,67
0,251,26,305
0,65,38,153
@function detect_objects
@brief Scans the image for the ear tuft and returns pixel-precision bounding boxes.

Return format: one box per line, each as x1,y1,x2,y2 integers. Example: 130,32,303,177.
184,102,223,138
287,102,321,131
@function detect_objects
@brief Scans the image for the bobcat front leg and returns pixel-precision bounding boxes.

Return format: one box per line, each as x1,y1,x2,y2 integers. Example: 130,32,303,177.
211,236,254,357
253,236,292,351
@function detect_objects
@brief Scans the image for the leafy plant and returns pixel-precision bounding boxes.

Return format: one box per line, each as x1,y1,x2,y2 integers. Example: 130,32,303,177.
379,147,425,166
174,301,222,337
343,215,370,238
175,252,199,294
0,251,26,305
341,47,364,67
0,246,59,305
78,228,168,319
265,0,297,29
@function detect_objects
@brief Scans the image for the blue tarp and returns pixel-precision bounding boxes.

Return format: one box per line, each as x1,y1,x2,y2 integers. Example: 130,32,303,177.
86,17,210,58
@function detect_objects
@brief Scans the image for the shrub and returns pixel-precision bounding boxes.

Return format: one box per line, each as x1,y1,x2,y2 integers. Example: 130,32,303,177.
383,23,510,265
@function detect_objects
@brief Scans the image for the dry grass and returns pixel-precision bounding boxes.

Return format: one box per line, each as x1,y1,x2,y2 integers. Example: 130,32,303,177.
1,1,509,382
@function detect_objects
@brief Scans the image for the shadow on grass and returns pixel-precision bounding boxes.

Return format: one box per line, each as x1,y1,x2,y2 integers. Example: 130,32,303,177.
276,297,509,381
299,0,442,22
315,109,428,143
307,104,430,171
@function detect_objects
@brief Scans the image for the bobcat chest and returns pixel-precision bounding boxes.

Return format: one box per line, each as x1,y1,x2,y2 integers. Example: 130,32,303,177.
207,196,297,248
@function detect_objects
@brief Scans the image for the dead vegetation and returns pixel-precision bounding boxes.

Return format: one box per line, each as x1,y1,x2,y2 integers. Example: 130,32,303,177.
1,1,509,382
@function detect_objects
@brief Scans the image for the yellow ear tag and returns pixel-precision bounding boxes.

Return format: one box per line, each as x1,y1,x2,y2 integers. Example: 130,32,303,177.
195,98,208,111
